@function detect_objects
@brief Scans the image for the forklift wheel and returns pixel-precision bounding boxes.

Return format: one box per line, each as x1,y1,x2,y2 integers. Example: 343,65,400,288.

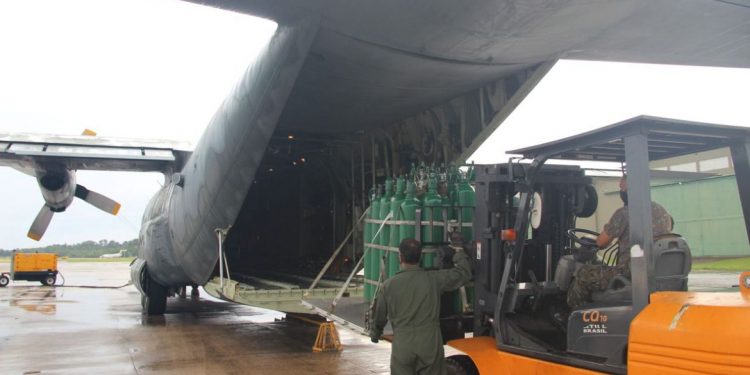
0,275,9,287
446,355,479,375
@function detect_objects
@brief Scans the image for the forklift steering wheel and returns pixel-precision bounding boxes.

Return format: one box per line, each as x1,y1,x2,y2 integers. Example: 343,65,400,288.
566,228,600,248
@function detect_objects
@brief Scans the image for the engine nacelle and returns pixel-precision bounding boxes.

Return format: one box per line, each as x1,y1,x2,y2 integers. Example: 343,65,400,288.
37,167,76,212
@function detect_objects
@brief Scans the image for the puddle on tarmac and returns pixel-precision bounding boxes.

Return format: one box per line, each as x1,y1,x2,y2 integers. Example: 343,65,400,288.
140,315,167,326
8,287,59,315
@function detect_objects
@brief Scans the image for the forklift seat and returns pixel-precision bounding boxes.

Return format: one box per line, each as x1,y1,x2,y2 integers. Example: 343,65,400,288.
591,234,691,303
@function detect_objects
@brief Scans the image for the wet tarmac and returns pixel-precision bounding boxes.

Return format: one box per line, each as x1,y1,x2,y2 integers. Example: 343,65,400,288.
687,271,742,292
0,262,742,374
0,262,392,374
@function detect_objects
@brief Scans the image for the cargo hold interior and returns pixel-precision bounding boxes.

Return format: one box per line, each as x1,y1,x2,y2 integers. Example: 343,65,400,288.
221,131,367,290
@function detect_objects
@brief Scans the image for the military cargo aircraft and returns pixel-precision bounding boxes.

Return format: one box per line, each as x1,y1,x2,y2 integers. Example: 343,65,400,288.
3,0,749,315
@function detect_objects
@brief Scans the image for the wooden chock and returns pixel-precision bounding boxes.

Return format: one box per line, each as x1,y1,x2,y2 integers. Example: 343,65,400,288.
313,321,343,352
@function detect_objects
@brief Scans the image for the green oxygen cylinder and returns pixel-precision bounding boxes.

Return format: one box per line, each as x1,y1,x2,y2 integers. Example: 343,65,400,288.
421,177,442,269
378,178,394,276
387,177,406,279
409,163,417,181
468,162,476,182
364,186,376,301
455,166,476,315
444,174,457,222
397,181,421,276
457,172,476,241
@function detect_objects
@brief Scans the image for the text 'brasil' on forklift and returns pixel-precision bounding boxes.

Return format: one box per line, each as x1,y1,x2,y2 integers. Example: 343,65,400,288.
445,116,750,374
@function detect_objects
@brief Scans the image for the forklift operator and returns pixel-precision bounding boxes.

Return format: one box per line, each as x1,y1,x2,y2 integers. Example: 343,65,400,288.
370,234,472,375
567,177,674,308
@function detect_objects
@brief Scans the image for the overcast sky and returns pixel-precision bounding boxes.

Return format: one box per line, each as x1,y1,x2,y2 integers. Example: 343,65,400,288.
1,1,749,250
0,0,276,249
468,60,750,164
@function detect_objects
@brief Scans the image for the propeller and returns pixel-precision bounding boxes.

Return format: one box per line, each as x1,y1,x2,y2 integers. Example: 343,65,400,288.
28,205,54,241
26,184,121,241
75,185,121,215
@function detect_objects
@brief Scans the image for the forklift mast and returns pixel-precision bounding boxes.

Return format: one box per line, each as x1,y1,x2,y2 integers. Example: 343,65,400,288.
472,163,594,338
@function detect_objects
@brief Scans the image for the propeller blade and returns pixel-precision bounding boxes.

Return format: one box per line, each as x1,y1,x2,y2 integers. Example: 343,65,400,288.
75,185,121,215
28,205,54,241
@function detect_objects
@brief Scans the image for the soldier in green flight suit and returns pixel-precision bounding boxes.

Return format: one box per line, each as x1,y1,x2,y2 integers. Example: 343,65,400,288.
370,234,472,375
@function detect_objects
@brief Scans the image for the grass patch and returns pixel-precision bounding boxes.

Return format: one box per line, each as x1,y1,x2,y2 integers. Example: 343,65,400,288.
0,257,9,263
692,257,750,271
63,257,136,263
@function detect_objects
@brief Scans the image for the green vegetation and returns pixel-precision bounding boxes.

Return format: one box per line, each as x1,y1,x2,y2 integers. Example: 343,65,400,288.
0,239,137,258
693,257,750,271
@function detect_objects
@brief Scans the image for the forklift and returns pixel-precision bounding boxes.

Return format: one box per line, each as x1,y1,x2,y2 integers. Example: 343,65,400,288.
446,116,750,374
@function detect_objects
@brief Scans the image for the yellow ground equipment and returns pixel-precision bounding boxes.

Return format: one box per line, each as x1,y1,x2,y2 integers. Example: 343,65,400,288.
0,252,58,287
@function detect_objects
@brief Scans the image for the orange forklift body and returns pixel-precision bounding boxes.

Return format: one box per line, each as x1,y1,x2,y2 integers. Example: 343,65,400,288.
449,273,750,375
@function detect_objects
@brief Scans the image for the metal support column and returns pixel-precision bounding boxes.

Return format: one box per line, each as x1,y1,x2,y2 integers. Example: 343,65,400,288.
371,136,377,188
332,190,337,252
361,141,366,210
351,147,357,265
730,138,750,244
383,138,391,178
624,132,653,315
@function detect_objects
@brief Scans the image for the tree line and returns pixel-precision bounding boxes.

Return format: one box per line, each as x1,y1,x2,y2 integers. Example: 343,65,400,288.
0,239,138,258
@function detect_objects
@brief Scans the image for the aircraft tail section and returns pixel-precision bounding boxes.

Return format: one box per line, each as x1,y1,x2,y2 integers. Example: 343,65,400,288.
142,19,320,287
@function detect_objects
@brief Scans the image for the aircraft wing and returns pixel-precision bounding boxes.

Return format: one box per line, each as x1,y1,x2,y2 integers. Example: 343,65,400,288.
189,0,750,135
0,132,192,174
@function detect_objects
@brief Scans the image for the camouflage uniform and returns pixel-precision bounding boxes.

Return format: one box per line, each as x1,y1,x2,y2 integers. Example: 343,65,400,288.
566,202,673,308
370,248,471,375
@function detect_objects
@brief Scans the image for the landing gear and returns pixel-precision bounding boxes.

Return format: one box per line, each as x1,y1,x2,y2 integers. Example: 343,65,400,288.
143,275,167,315
190,284,200,299
446,355,479,375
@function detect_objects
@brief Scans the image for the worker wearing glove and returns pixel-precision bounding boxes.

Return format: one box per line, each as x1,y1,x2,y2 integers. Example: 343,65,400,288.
369,233,472,375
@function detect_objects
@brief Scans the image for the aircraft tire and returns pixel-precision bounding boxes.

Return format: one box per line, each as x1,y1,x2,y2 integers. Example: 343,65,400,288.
144,275,167,315
190,284,200,299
